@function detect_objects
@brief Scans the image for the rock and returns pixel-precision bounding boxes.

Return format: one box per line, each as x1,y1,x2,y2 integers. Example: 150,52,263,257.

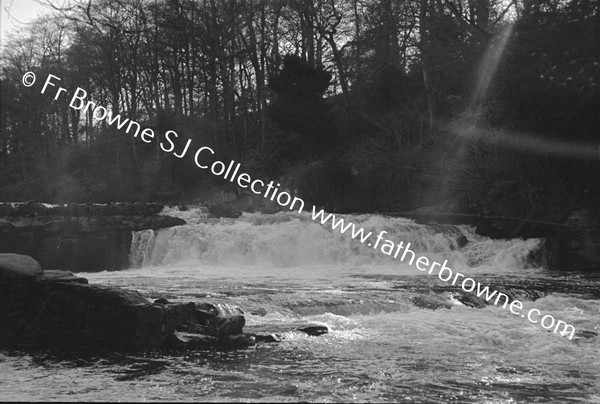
211,302,245,317
417,223,469,251
221,334,256,348
35,231,134,272
169,330,257,350
455,235,468,249
250,308,268,316
10,201,49,217
562,208,600,271
411,294,454,310
0,254,42,279
36,270,88,284
0,219,14,231
207,303,246,338
452,291,488,308
297,324,329,336
154,298,171,305
168,331,218,349
206,204,242,218
253,333,284,343
575,330,598,339
0,202,185,272
0,267,253,351
1,279,153,350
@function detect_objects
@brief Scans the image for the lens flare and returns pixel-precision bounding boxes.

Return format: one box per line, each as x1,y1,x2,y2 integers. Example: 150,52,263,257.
446,119,600,161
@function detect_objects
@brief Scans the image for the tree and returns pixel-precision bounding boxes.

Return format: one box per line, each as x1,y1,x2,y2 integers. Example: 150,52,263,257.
267,55,335,165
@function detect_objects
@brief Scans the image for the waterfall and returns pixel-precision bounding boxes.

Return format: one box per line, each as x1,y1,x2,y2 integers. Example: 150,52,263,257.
128,211,543,273
129,229,156,268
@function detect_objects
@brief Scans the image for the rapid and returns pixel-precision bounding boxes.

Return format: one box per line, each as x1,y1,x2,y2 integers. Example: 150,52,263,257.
2,207,599,402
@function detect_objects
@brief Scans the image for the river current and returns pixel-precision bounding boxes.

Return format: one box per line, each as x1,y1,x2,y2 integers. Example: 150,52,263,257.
1,208,599,402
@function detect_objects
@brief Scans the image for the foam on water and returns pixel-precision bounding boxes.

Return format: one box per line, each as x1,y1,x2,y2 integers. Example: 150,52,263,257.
160,205,211,224
75,210,600,402
130,209,543,275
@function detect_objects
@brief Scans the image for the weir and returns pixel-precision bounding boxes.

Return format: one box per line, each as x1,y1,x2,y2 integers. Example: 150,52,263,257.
128,210,543,273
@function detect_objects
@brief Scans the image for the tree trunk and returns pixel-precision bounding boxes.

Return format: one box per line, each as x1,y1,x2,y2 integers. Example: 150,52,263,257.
420,0,436,132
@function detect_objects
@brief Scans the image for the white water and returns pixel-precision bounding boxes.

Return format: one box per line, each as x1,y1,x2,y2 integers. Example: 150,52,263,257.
4,208,598,402
129,210,542,274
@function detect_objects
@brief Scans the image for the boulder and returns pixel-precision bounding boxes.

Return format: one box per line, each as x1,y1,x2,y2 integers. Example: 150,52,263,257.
199,302,246,338
0,267,254,351
297,324,329,336
0,253,42,279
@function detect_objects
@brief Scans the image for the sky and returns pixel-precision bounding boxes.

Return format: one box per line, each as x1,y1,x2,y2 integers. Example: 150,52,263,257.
0,0,52,47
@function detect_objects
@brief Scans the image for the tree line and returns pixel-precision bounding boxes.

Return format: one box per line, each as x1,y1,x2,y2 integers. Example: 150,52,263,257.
1,0,598,219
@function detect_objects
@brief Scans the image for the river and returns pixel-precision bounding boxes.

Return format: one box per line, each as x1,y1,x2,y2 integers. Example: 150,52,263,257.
1,208,599,402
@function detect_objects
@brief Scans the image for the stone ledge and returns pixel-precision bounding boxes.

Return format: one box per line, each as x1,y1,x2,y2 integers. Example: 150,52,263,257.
0,202,185,271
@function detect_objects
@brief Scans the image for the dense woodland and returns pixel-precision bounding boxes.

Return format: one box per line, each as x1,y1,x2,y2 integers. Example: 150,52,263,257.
1,0,598,221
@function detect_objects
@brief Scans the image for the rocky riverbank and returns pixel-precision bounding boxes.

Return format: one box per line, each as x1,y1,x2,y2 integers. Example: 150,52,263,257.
0,253,247,350
389,206,600,271
0,254,325,351
0,202,185,271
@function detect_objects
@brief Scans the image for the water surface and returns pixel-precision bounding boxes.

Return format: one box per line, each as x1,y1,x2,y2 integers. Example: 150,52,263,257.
2,211,599,402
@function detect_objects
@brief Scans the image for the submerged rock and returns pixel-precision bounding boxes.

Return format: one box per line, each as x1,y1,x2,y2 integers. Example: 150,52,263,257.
297,324,329,336
252,333,284,343
221,334,256,347
168,332,219,349
154,298,171,305
250,308,268,316
206,204,242,218
575,330,598,339
411,294,455,310
452,291,488,308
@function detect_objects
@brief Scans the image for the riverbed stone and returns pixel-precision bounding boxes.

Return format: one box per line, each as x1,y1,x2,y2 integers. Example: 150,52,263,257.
297,324,329,336
168,331,219,349
575,330,598,339
411,294,455,310
0,253,42,279
452,291,488,308
252,333,284,343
